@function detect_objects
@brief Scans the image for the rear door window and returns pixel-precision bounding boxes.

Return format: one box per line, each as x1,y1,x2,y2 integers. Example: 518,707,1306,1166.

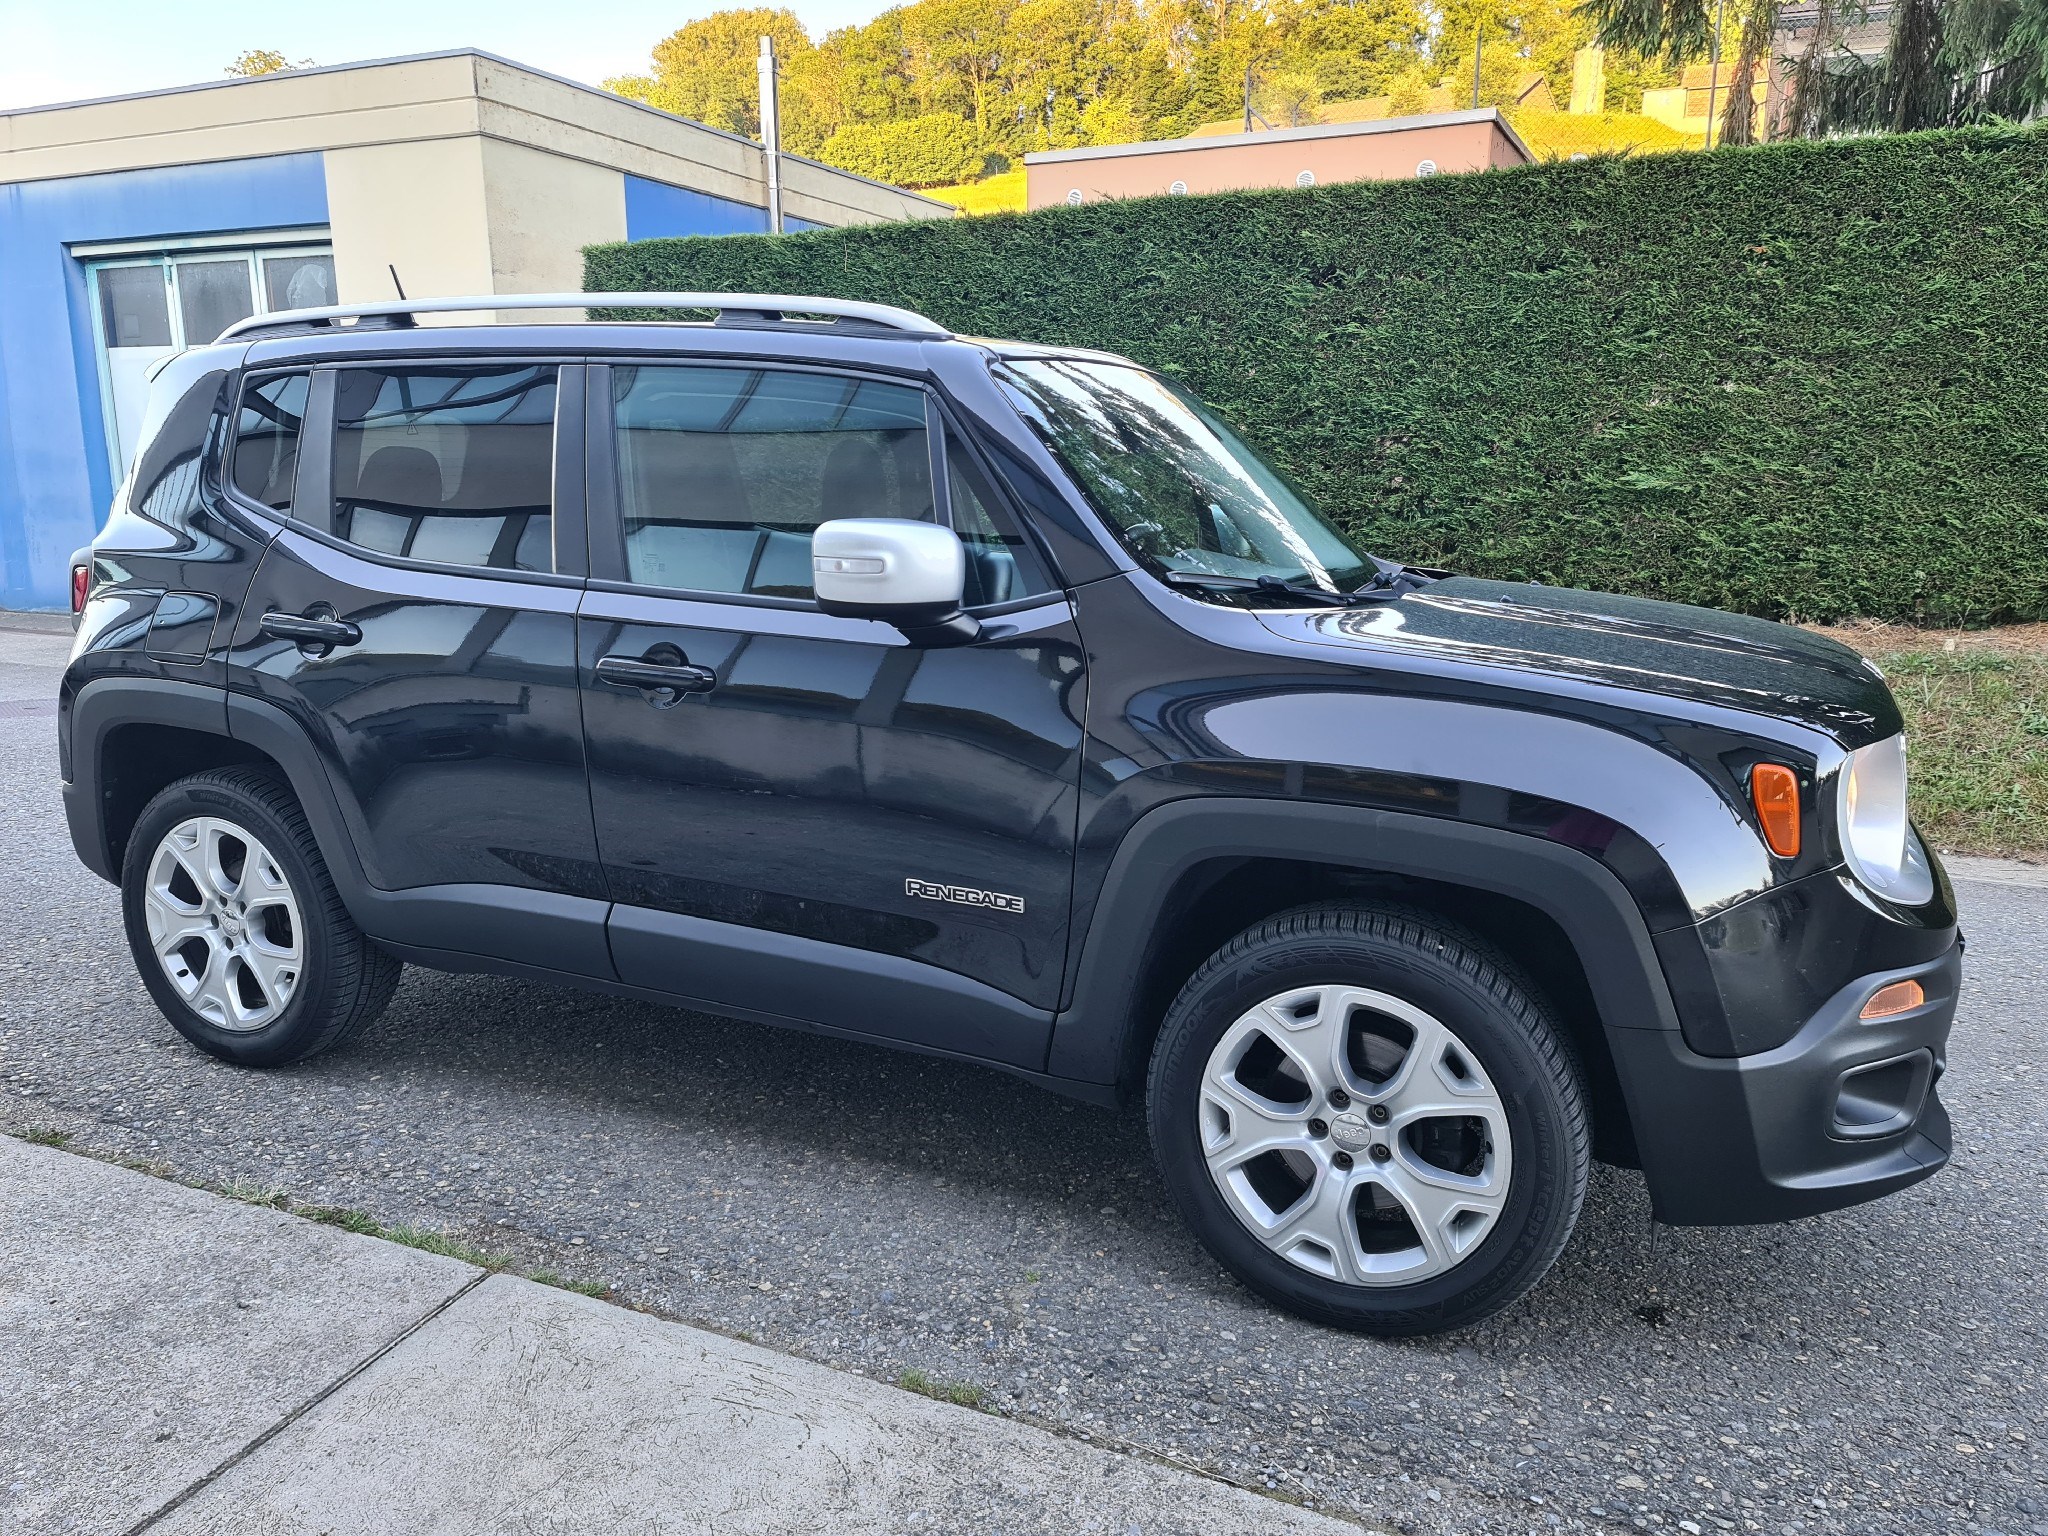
330,365,557,573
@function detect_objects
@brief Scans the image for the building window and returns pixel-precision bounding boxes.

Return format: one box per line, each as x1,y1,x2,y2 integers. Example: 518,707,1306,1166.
83,241,334,483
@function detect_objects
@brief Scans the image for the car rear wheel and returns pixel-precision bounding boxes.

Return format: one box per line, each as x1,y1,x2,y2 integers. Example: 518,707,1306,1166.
1147,902,1588,1335
121,766,400,1066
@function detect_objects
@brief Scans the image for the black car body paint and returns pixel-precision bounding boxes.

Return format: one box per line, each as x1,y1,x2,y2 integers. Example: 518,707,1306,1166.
62,316,1959,1237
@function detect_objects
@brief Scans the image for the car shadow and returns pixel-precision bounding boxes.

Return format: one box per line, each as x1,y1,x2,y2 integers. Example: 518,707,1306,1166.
332,963,1895,1354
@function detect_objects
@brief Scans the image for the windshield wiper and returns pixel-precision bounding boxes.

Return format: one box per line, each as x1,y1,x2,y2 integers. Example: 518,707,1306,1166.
1160,571,1361,607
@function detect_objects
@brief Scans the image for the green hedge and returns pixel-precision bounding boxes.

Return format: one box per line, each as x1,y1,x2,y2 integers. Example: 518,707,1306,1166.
586,128,2048,625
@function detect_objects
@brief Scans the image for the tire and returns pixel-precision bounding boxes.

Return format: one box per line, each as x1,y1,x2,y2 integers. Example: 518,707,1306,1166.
120,766,401,1067
1146,902,1589,1336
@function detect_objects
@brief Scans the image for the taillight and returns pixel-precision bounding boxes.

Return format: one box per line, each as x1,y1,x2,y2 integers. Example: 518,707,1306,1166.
71,563,90,614
1749,763,1802,858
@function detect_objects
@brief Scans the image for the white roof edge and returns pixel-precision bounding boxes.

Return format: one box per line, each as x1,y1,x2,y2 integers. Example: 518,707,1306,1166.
1023,107,1529,166
0,47,493,119
0,48,955,213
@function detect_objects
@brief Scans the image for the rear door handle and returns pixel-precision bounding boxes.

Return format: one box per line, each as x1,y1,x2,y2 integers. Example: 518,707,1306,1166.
260,611,362,650
595,653,718,695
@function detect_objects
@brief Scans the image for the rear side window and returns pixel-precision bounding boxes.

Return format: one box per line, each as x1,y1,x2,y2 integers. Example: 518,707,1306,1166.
331,365,557,573
229,372,309,512
612,364,932,600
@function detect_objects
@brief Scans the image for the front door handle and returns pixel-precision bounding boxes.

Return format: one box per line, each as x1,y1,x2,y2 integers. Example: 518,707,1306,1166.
260,610,362,651
595,653,718,697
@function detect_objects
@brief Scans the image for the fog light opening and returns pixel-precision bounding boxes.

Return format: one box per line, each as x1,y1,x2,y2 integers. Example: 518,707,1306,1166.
1831,1051,1932,1139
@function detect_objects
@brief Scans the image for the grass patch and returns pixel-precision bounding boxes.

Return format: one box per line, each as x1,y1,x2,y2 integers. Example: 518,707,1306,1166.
380,1226,505,1269
897,1367,988,1409
16,1126,71,1148
300,1204,388,1237
1875,649,2048,860
530,1271,612,1299
299,1204,609,1293
216,1179,290,1209
921,168,1025,215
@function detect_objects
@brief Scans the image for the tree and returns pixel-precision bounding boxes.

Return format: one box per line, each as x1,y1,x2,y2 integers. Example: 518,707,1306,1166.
903,0,1012,146
606,9,814,138
1589,0,2048,138
601,0,2048,193
225,49,311,77
1257,63,1325,123
1292,0,1431,98
1944,0,2048,118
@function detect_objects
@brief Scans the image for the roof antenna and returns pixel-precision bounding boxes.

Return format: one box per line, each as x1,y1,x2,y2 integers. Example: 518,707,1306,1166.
382,264,418,328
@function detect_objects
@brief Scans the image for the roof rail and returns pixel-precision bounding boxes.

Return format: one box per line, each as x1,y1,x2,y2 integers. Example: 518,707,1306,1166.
216,292,951,343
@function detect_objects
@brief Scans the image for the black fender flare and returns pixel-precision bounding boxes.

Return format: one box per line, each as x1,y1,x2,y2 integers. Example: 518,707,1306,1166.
1045,797,1684,1092
63,675,379,901
63,676,230,882
63,677,612,975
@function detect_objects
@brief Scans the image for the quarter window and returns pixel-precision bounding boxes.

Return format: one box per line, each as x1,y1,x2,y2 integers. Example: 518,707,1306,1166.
331,365,557,573
229,372,309,512
612,364,932,600
944,428,1053,606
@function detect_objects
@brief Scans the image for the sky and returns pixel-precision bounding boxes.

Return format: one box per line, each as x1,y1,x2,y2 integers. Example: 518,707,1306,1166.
0,0,884,111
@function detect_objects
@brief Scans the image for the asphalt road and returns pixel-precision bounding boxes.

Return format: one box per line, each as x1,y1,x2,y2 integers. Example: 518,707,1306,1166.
4,616,2042,1536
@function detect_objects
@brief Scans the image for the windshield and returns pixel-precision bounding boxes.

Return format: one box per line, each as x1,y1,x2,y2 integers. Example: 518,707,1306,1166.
995,358,1374,594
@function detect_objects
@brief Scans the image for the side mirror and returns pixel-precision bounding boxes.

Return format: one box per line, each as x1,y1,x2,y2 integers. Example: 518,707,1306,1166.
813,519,979,644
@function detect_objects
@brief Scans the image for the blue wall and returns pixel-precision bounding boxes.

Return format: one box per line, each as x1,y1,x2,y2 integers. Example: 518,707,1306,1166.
0,153,327,609
623,174,821,240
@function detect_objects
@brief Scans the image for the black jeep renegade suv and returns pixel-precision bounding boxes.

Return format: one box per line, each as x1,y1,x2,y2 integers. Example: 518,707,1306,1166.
61,292,1960,1335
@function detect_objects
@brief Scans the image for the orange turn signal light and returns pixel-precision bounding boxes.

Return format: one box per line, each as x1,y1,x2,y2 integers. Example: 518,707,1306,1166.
1749,763,1802,857
1860,979,1925,1019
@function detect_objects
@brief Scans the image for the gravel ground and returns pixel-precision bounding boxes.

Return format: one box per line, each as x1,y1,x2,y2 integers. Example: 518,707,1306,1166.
4,617,2043,1536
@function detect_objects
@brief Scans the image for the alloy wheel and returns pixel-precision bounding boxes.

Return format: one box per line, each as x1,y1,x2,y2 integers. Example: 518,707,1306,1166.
143,816,303,1031
1198,983,1513,1286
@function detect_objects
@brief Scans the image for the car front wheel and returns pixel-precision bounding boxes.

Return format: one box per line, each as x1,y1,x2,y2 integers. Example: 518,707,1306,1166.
1147,902,1589,1335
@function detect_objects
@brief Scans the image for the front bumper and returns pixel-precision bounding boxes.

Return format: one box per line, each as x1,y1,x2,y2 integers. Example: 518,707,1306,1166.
1612,941,1959,1225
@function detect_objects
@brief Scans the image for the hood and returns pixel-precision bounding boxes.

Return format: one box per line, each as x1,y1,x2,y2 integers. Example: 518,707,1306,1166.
1256,576,1900,746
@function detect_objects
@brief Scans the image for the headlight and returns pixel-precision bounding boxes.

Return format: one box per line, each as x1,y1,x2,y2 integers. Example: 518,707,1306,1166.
1835,735,1934,906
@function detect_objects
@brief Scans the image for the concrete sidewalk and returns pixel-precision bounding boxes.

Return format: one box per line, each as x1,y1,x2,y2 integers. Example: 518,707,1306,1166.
0,1136,1360,1536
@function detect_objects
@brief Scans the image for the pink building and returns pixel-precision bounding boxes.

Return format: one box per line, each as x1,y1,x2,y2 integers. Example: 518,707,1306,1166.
1024,108,1532,211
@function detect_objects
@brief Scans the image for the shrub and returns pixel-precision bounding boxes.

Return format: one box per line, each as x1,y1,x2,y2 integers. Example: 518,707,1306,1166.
822,113,983,188
589,126,2048,624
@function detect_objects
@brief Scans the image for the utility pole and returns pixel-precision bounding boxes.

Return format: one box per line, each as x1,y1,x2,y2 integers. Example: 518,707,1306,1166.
1704,0,1726,147
758,35,784,234
1244,63,1255,133
1472,25,1484,109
